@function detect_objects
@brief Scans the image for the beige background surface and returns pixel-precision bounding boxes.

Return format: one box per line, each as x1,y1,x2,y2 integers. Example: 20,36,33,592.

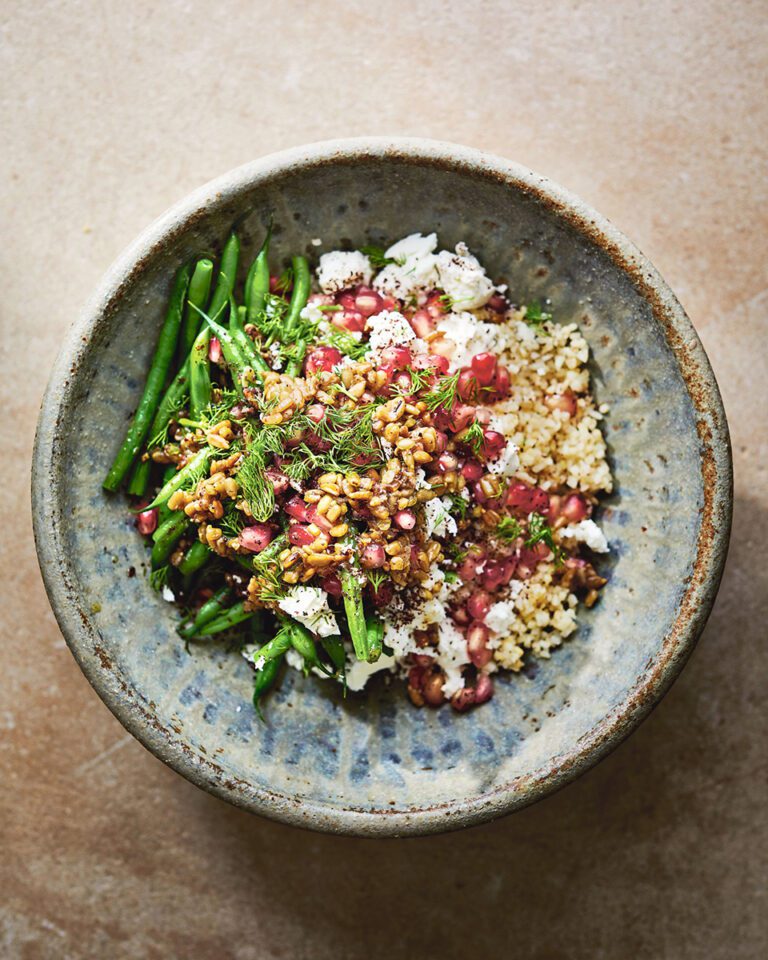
2,1,767,957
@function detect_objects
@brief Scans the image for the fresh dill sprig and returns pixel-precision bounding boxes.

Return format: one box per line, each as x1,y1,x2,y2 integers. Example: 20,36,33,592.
524,301,552,330
149,565,170,592
525,511,563,564
360,244,395,268
444,570,459,584
235,423,282,522
446,492,470,521
422,370,460,411
321,327,369,360
219,500,247,539
444,542,468,563
460,422,485,457
275,267,294,294
366,569,388,591
396,366,433,397
497,516,523,542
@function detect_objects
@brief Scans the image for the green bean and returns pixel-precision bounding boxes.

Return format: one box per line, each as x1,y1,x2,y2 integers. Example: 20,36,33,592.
157,464,179,524
287,619,334,677
146,358,191,451
191,304,249,394
103,262,192,491
151,511,190,568
228,297,270,374
365,615,384,662
252,655,282,722
285,338,307,378
237,533,288,573
245,624,294,667
180,258,214,361
189,325,212,418
196,600,254,636
284,255,310,336
178,540,210,578
207,231,240,323
245,224,272,323
178,586,231,639
145,447,213,510
340,538,370,662
320,635,347,690
127,457,151,497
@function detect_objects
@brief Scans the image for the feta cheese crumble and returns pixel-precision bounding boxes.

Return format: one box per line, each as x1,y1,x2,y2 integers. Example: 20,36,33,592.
487,441,519,478
560,519,609,553
435,242,494,310
346,653,397,692
373,232,439,302
316,250,373,294
435,311,516,369
277,586,340,637
365,310,426,354
423,496,458,539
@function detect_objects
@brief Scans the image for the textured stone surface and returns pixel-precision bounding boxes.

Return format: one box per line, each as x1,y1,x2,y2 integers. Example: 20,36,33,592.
1,0,766,957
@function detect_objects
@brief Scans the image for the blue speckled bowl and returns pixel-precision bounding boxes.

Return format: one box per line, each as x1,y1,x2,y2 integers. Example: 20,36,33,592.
32,139,732,836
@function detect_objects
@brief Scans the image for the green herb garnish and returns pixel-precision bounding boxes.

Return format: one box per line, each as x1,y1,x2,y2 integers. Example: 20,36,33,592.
497,517,522,542
524,301,552,330
422,370,460,411
525,511,563,564
360,244,396,268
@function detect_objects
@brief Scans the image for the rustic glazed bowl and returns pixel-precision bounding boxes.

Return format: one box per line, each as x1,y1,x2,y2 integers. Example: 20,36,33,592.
32,138,732,836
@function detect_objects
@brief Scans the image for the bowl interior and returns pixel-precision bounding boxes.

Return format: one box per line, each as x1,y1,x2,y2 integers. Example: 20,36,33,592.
39,145,719,834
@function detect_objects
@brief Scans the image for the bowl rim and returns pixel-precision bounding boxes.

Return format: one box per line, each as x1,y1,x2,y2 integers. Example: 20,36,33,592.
32,136,733,837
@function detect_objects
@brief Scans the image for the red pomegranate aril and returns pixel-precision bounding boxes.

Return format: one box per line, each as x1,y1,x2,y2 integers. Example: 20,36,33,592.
370,580,394,607
457,368,479,401
304,346,343,375
394,509,416,530
332,310,366,333
354,288,383,317
434,430,448,453
437,452,460,473
265,467,290,496
561,492,590,523
137,508,158,536
360,543,386,568
544,390,577,417
451,686,477,712
488,293,508,313
449,403,476,432
471,352,497,386
467,591,492,621
481,430,506,460
461,459,484,482
407,664,426,691
380,346,413,368
474,674,494,704
307,505,333,532
410,309,435,338
288,523,315,547
516,544,549,580
493,364,511,399
239,524,273,553
452,605,471,625
413,653,435,668
306,403,326,424
208,337,222,363
393,371,414,395
423,671,446,706
425,292,448,318
412,353,450,376
467,621,492,667
505,482,549,517
285,496,310,522
481,560,506,592
320,574,343,598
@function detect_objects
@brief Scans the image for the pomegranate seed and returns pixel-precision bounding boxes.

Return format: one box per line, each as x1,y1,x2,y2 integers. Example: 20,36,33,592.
285,496,310,522
208,337,222,363
451,687,476,712
369,580,394,607
457,368,479,401
410,309,435,338
492,364,511,399
434,430,448,453
394,509,416,530
481,430,506,460
354,288,384,317
481,560,506,591
437,452,460,473
452,605,471,625
412,353,450,376
561,492,590,523
288,523,315,546
461,460,484,482
137,508,158,536
239,524,273,553
471,352,497,386
487,294,508,313
380,346,413,368
408,664,426,691
448,403,476,432
467,621,492,667
331,310,366,333
425,292,448,318
393,371,414,395
516,544,549,579
307,504,333,532
265,467,290,496
505,482,550,517
320,574,343,597
474,674,494,704
544,391,577,417
467,591,492,621
305,346,343,374
412,653,435,668
304,404,325,426
360,543,386,568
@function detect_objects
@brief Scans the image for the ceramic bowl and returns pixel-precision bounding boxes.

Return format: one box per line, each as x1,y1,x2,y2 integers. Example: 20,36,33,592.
32,138,732,836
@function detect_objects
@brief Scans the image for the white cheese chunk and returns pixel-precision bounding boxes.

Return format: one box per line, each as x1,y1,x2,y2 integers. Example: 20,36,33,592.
435,242,494,310
277,586,339,637
373,232,439,302
365,310,422,353
316,250,373,294
435,310,516,370
346,653,397,692
423,497,458,539
487,441,519,478
560,519,609,553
